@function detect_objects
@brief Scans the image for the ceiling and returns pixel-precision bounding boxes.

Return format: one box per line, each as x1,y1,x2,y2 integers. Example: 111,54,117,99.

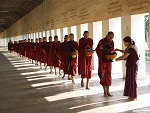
0,0,45,33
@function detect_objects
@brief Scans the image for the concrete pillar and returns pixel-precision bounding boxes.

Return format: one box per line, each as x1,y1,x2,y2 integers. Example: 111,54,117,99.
93,21,102,70
63,27,68,37
51,30,55,38
121,15,131,78
76,25,81,42
109,17,122,75
54,29,57,36
68,26,71,34
81,23,88,38
71,26,77,41
102,20,109,38
88,22,94,69
131,14,145,78
56,29,61,42
36,32,39,39
60,28,63,42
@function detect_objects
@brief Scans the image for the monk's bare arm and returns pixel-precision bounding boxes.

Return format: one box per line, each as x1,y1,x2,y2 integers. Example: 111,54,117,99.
116,53,130,61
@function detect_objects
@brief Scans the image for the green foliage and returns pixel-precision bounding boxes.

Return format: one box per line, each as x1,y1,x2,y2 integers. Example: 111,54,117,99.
145,15,149,33
145,50,150,61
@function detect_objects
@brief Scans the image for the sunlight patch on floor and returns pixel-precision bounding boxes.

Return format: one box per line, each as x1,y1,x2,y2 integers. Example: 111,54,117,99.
77,93,150,113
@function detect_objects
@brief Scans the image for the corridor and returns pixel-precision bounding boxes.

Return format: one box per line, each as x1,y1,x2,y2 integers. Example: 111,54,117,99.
0,46,150,113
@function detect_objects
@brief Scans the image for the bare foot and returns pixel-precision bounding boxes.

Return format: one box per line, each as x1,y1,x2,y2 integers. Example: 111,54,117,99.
107,93,113,97
103,95,108,97
68,77,71,80
81,80,84,87
62,75,65,79
86,86,91,90
129,98,137,101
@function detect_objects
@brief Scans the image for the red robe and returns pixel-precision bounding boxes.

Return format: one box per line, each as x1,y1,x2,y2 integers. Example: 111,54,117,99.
68,40,79,76
47,42,53,66
41,42,48,63
78,38,93,78
8,42,13,52
30,42,35,60
60,41,70,74
96,37,114,86
51,41,61,67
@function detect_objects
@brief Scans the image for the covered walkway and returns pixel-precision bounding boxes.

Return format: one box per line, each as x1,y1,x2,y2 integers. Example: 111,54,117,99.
0,46,150,113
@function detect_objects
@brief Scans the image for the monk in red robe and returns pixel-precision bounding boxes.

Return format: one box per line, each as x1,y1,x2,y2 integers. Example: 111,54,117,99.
61,35,70,79
35,38,39,65
68,33,78,84
37,38,43,68
26,39,31,60
41,37,48,69
78,31,93,89
30,39,35,63
8,40,13,53
59,35,69,71
47,36,53,73
96,31,114,97
52,36,61,75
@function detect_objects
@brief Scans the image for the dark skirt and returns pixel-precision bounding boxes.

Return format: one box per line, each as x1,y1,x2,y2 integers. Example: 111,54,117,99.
124,65,138,98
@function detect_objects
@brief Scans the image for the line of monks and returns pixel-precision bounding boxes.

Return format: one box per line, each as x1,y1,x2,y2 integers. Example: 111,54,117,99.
8,31,115,96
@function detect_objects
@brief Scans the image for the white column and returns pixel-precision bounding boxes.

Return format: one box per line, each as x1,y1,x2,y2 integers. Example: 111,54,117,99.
39,32,42,38
60,28,63,42
54,29,57,36
68,26,71,34
80,23,88,38
33,33,36,42
71,26,77,41
63,27,68,37
76,25,81,42
88,22,94,69
93,21,102,70
56,29,61,42
121,15,131,78
102,20,109,38
43,31,46,37
36,32,39,39
109,17,122,75
131,14,145,78
51,30,55,38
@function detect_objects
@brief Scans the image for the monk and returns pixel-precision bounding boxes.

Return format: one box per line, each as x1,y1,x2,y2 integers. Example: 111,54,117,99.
52,36,61,75
68,33,78,84
78,31,93,89
35,38,39,65
115,36,140,101
30,39,35,63
61,35,70,79
8,40,13,53
41,37,48,69
96,31,114,97
26,39,31,60
59,35,69,72
37,38,43,68
47,36,53,73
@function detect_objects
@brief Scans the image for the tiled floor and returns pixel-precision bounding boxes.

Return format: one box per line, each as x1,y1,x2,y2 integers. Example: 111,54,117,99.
0,46,150,113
